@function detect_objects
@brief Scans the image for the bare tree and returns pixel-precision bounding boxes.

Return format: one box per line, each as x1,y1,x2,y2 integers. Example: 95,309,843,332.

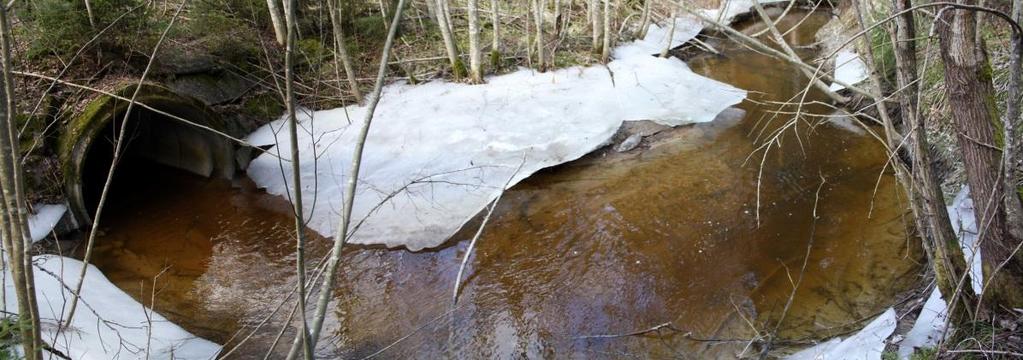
533,0,547,70
282,0,314,357
881,0,977,317
0,3,42,358
434,0,465,79
327,0,364,103
85,0,97,29
638,0,652,39
1002,0,1023,242
937,0,1023,309
591,0,602,54
660,4,676,58
553,0,563,37
468,0,484,82
601,0,612,62
267,0,287,45
490,0,501,68
285,0,409,358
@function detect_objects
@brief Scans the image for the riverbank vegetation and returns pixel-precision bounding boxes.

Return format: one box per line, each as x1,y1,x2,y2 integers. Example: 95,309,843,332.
0,0,1021,358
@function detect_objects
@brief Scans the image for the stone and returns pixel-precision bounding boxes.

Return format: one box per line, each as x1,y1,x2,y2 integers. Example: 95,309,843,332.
616,133,644,152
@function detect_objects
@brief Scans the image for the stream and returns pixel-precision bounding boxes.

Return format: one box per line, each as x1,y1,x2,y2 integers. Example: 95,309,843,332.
82,11,923,358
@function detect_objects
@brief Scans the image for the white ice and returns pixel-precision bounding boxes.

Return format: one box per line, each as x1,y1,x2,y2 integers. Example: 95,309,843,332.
829,49,868,92
28,203,66,243
896,187,981,358
897,288,947,359
246,5,754,250
3,255,220,359
614,0,786,59
787,308,897,360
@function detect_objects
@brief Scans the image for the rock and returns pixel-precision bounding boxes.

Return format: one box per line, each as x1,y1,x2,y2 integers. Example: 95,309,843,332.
616,133,644,152
168,72,255,106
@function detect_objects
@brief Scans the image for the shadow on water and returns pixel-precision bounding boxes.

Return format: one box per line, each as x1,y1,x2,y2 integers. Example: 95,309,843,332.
83,10,923,359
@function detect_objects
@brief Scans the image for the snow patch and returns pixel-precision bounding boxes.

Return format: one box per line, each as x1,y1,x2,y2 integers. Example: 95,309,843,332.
615,0,787,59
895,187,981,358
787,308,897,360
897,288,948,358
246,17,747,250
28,204,66,243
4,255,220,359
614,17,705,59
948,187,982,294
829,50,869,92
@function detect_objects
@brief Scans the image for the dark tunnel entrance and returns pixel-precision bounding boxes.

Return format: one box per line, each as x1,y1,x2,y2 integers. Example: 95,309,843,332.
80,108,234,218
61,84,236,225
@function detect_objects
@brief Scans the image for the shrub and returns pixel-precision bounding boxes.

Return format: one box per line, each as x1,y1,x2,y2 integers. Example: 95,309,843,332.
20,0,155,59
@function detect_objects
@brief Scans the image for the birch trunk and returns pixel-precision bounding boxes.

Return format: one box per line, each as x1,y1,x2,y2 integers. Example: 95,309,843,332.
660,5,676,57
490,0,501,68
301,0,408,356
434,0,464,79
468,0,483,82
533,0,546,70
601,0,611,62
0,3,41,358
283,0,314,357
327,0,364,103
591,0,602,54
266,0,287,45
638,0,651,39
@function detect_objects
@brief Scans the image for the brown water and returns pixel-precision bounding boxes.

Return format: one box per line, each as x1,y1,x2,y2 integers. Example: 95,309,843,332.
83,11,924,359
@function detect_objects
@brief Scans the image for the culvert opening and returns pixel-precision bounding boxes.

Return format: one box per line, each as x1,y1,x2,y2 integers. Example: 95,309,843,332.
63,85,236,225
80,108,232,217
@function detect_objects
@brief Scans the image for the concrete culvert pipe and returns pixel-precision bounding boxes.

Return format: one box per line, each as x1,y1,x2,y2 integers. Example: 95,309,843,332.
59,83,236,226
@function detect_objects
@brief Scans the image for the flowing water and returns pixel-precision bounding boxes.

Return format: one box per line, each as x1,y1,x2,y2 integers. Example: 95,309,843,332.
83,11,924,358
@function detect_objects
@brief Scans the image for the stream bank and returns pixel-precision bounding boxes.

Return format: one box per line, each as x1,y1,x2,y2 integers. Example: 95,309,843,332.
68,9,925,358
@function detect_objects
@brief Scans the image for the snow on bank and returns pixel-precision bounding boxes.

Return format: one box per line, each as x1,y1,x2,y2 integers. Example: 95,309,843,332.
829,49,868,92
896,187,981,358
787,308,897,360
246,7,754,250
614,0,786,59
28,204,66,243
3,255,220,359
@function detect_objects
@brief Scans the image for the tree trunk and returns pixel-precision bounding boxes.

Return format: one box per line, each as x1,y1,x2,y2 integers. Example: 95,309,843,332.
1003,0,1023,243
302,0,408,356
938,0,1023,309
553,0,562,37
434,0,464,79
327,0,364,103
468,0,483,82
266,0,287,45
84,0,96,29
888,0,977,318
660,5,676,58
490,0,501,68
282,0,314,357
533,0,546,70
0,3,42,358
638,0,651,39
424,0,438,23
591,0,601,54
601,0,611,62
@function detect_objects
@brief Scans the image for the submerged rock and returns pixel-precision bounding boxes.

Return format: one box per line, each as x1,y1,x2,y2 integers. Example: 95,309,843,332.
616,133,644,152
